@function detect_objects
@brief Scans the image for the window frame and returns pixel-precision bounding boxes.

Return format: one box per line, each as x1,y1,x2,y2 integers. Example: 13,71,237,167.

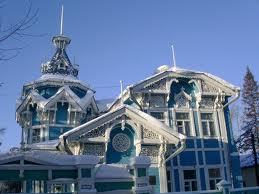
182,169,198,191
200,112,216,137
208,168,222,190
175,112,192,136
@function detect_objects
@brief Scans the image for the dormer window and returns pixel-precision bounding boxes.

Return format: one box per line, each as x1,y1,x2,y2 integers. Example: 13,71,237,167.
58,62,66,70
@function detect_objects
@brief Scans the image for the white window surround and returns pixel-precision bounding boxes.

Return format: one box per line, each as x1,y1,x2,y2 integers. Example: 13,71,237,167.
182,169,198,191
208,168,222,190
200,112,217,137
175,112,191,136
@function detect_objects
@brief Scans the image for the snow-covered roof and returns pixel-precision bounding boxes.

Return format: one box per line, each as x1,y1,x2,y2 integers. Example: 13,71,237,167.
129,156,151,166
240,152,259,168
26,140,60,151
0,150,99,166
61,104,185,144
132,66,240,91
96,99,114,112
95,164,132,179
23,74,93,96
17,85,96,113
108,66,240,110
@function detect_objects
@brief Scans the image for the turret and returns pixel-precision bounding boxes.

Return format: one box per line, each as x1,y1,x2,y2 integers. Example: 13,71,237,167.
16,7,98,146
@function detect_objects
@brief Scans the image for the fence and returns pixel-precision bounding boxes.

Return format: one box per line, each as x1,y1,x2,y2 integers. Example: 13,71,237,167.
231,187,259,194
160,186,259,194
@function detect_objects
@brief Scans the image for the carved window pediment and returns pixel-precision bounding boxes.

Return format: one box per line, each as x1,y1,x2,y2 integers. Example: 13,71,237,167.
174,90,192,108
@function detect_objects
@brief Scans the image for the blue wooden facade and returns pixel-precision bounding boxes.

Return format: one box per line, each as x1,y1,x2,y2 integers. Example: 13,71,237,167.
0,29,243,194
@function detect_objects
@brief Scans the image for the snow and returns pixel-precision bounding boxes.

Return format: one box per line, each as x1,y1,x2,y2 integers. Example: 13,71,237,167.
24,73,91,90
96,99,114,112
239,151,259,168
26,139,59,150
108,66,240,110
95,164,132,179
0,150,99,165
129,156,151,166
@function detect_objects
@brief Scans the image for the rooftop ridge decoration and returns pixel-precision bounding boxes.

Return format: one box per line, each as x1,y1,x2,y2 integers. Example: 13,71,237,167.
41,5,79,78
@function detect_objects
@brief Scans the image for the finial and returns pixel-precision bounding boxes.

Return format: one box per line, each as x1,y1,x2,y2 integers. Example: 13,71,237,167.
60,5,64,35
171,45,177,70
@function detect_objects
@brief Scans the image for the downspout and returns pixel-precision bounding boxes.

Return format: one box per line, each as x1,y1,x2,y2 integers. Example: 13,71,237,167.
164,138,186,164
222,90,242,187
223,90,240,109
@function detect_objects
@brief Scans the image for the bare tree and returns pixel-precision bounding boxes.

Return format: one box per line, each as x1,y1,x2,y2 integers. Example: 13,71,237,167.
0,0,39,61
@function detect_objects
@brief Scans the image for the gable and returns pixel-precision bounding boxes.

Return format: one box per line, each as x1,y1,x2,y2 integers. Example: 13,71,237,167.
61,105,185,145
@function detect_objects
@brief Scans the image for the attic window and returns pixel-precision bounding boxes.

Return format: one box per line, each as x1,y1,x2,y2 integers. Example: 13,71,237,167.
58,63,66,70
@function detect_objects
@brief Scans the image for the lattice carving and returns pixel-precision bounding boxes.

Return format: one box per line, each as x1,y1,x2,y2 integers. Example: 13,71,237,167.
199,97,215,108
82,143,105,156
142,128,159,139
144,79,166,91
84,127,106,138
201,81,219,93
140,145,159,163
150,94,165,107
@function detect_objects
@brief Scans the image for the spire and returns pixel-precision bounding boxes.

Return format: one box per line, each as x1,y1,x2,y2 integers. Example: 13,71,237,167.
41,5,79,78
171,45,177,70
60,5,64,35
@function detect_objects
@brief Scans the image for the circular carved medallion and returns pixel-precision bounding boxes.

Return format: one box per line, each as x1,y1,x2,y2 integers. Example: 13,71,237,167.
112,133,131,152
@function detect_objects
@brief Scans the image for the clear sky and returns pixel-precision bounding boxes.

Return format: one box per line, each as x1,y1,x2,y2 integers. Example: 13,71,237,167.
0,0,258,151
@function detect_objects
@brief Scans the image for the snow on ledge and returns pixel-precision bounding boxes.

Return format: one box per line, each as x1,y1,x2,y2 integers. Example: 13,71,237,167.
130,156,151,166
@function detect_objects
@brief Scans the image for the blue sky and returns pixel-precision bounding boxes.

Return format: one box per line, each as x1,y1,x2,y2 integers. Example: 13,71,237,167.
0,0,258,151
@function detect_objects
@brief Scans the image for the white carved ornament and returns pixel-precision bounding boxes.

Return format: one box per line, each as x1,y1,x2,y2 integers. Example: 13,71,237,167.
140,145,159,163
112,133,131,152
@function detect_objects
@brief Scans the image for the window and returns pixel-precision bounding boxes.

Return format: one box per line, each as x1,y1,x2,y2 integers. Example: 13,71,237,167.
69,111,76,124
149,176,156,185
49,110,55,124
49,127,61,140
31,180,44,193
138,168,146,177
81,168,91,178
176,113,191,136
129,169,134,175
150,112,164,120
32,128,40,143
183,170,197,191
208,168,221,190
201,113,216,137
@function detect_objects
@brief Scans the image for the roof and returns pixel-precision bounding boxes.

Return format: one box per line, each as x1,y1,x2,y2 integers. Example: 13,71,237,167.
0,150,99,166
26,140,60,151
95,164,132,179
41,35,79,78
61,104,185,144
17,85,96,113
109,66,240,110
96,98,114,112
132,67,240,91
